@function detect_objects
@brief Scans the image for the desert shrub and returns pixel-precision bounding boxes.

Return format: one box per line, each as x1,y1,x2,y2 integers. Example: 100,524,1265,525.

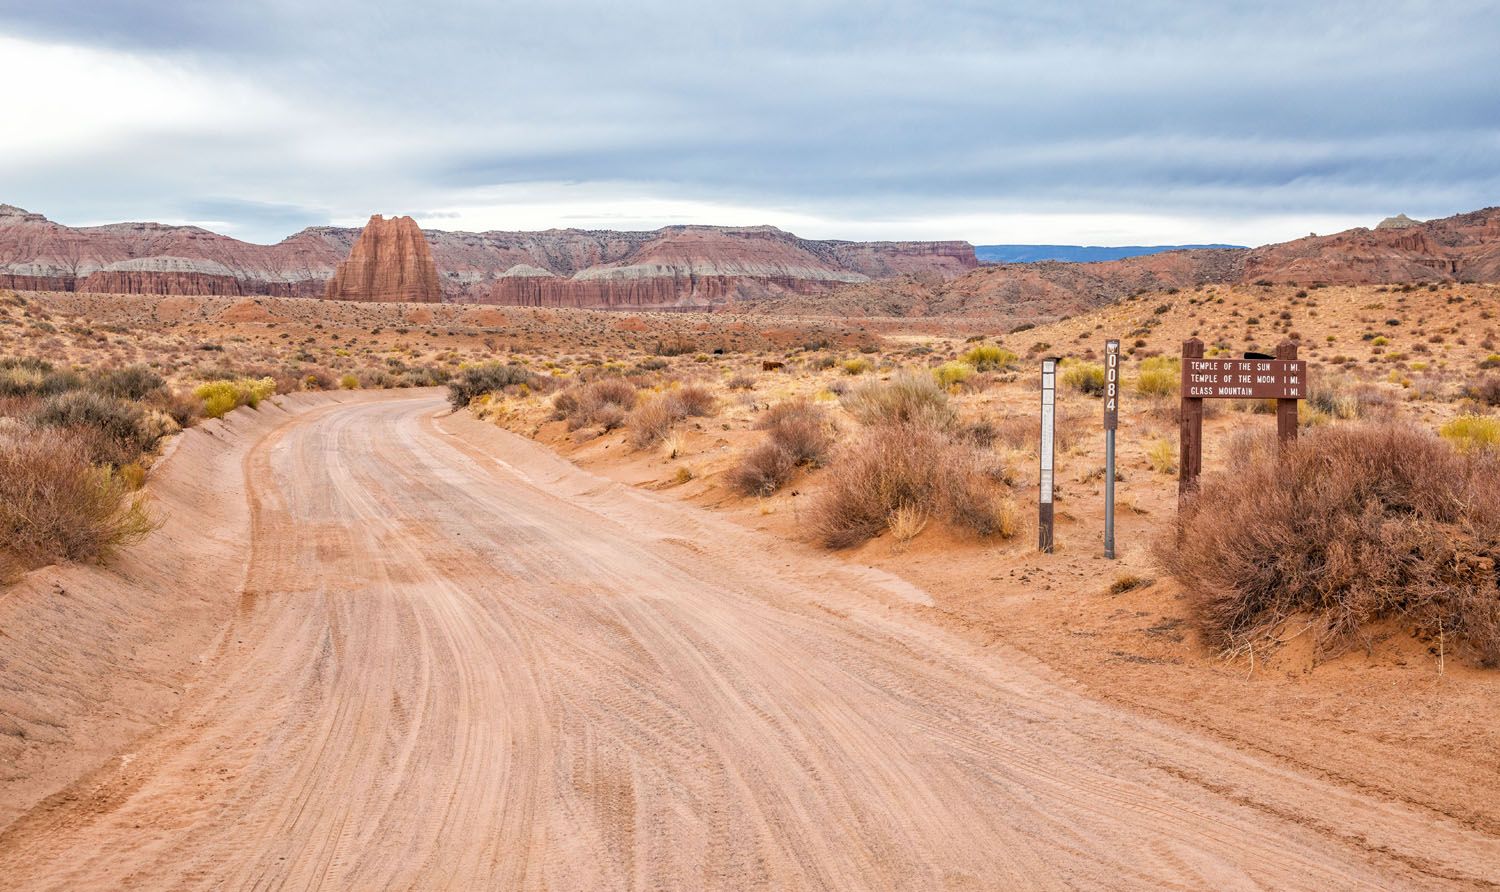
652,337,696,357
400,365,451,387
1156,424,1500,665
1061,360,1106,395
1134,355,1179,397
0,428,156,580
841,357,873,375
1440,414,1500,453
156,390,204,428
194,377,276,419
637,357,669,372
446,362,534,409
730,400,834,496
960,344,1017,371
0,357,80,398
811,422,1018,548
841,373,954,428
32,390,156,464
671,384,718,417
627,392,686,448
727,441,799,496
555,378,638,430
339,373,361,390
932,361,975,390
726,373,756,390
91,364,164,400
1461,375,1500,407
1308,379,1363,420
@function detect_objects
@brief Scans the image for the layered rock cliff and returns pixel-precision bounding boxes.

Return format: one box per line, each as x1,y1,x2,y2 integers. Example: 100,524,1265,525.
0,204,978,307
324,215,442,303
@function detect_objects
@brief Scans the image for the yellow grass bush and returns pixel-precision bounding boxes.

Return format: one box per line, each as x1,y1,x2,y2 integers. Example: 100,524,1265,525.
960,344,1017,371
932,361,975,390
194,377,276,419
1134,355,1179,397
1061,360,1106,395
1440,414,1500,453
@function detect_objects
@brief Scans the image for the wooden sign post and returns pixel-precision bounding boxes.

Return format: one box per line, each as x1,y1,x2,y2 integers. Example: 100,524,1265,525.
1038,357,1057,553
1179,338,1306,500
1103,339,1119,559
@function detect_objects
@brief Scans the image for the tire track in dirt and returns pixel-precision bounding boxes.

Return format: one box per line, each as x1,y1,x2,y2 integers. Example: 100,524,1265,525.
1,393,1497,889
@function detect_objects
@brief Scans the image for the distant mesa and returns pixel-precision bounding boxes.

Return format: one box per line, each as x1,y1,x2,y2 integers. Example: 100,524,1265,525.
324,214,442,303
1376,213,1422,230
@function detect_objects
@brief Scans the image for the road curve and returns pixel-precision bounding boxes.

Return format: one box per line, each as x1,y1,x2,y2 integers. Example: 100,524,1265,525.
1,393,1496,890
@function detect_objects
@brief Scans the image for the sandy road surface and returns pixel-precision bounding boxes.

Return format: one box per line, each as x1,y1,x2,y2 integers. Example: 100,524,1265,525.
2,393,1497,890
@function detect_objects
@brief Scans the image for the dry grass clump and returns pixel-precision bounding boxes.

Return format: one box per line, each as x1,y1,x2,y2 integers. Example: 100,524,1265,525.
1156,424,1500,666
0,427,156,581
811,422,1018,548
729,400,833,496
553,378,638,431
840,373,954,428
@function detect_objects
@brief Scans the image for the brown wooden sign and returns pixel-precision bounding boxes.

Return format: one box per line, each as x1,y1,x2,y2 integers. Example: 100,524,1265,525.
1183,358,1307,400
1179,339,1304,503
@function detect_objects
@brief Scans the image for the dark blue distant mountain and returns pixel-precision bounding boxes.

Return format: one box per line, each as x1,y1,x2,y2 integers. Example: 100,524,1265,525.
974,244,1244,264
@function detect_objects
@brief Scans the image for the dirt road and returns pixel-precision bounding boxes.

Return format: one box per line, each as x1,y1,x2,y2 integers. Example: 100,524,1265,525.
2,393,1496,890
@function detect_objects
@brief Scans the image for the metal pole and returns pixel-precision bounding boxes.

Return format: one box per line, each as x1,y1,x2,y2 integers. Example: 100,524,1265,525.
1104,430,1116,559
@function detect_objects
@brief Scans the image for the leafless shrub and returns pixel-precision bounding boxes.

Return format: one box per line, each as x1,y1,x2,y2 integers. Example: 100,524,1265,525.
1462,375,1500,407
554,378,638,430
1155,423,1500,666
811,421,1018,548
671,384,718,417
0,427,156,581
627,393,686,448
729,400,834,496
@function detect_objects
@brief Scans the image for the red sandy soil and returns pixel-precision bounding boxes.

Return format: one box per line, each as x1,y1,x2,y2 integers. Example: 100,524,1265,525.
1,392,1497,888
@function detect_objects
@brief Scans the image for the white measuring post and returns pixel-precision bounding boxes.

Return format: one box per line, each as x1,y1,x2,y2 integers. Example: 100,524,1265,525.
1103,339,1120,559
1038,357,1057,553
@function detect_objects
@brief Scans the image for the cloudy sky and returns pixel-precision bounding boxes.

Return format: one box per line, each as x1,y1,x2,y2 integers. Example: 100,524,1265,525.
1,1,1496,246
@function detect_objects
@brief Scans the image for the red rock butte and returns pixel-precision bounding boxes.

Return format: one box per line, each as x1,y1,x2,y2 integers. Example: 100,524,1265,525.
324,214,442,303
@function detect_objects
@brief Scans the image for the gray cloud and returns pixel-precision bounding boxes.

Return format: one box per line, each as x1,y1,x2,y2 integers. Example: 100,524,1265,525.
2,1,1497,243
